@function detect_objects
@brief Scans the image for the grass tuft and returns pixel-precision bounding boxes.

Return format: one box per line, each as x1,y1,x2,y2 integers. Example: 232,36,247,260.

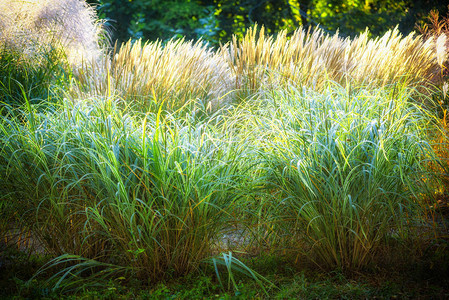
247,83,438,270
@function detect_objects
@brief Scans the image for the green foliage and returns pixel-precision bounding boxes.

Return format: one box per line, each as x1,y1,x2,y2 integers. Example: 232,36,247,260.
211,0,302,42
91,0,213,42
0,45,70,110
89,0,448,46
310,0,409,36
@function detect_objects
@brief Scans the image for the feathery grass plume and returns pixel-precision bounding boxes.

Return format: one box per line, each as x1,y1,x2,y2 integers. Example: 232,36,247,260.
222,25,443,97
345,28,439,86
0,0,106,108
0,0,105,65
75,24,443,112
249,83,436,270
75,38,234,113
435,33,447,68
221,26,336,95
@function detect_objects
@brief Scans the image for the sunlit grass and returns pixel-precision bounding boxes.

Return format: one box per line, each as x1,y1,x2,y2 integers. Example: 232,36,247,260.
0,0,106,110
222,25,444,99
0,97,255,284
75,38,234,113
74,25,447,113
242,83,439,270
0,0,105,66
1,3,448,295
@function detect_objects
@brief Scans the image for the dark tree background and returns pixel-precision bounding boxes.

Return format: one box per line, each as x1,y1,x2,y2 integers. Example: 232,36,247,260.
86,0,448,46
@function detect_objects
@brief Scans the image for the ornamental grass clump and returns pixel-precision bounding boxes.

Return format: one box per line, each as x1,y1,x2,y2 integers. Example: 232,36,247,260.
0,97,247,283
254,83,436,270
222,25,445,97
415,8,449,218
75,38,234,113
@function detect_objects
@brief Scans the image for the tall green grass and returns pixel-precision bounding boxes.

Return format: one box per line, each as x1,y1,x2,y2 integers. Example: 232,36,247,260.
245,83,438,270
0,98,250,282
0,44,70,109
1,2,448,293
